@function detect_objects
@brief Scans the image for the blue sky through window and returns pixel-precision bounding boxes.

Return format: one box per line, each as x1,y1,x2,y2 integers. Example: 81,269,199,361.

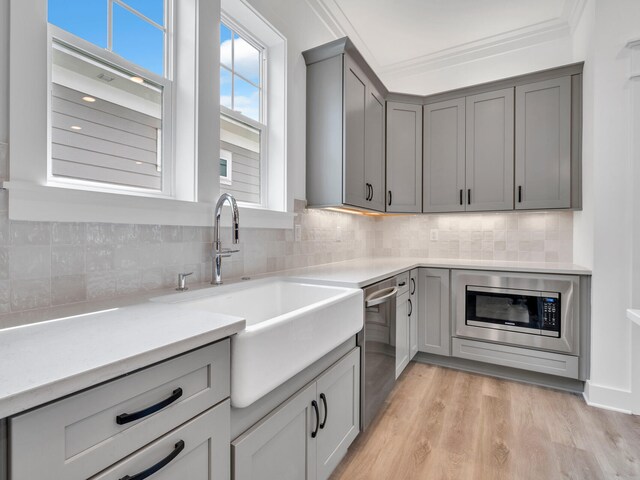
48,0,164,77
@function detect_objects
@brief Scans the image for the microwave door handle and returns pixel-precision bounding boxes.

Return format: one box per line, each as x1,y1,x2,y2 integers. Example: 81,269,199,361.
365,287,398,307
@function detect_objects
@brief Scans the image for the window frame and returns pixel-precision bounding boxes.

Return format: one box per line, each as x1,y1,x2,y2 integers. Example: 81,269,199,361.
47,25,175,198
219,16,269,208
220,148,232,185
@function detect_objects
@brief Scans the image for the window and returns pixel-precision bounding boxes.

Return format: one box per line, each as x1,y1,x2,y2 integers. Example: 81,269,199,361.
220,149,232,185
219,20,265,206
47,0,172,195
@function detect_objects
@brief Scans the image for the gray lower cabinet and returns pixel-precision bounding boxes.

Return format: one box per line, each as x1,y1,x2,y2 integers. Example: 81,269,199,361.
423,98,466,213
418,268,451,356
395,290,411,378
386,102,422,213
9,341,230,480
515,76,572,210
409,269,419,359
233,348,360,480
92,402,230,480
465,88,515,212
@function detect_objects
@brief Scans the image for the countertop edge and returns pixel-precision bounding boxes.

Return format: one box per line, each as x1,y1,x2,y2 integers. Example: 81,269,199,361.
0,320,244,419
627,309,640,327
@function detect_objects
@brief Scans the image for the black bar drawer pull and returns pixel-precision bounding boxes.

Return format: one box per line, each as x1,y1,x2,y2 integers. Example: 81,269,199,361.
311,400,320,438
120,440,185,480
468,189,471,205
410,278,416,295
408,298,413,317
388,191,392,206
319,393,328,429
518,185,522,203
116,388,183,425
459,189,463,205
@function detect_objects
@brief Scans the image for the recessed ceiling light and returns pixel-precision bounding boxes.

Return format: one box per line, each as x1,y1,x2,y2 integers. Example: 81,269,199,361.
130,76,144,84
70,125,82,131
82,96,96,103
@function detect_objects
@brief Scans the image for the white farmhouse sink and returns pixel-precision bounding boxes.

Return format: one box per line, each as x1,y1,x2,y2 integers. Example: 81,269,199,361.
153,278,363,408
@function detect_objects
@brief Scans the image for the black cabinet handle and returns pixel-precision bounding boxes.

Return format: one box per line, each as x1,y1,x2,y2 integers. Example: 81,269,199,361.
408,298,413,317
467,189,471,205
518,185,522,203
410,278,416,295
459,189,463,206
319,393,328,429
370,184,374,202
311,400,320,438
365,183,370,201
116,388,183,425
388,191,392,206
398,281,406,287
120,440,185,480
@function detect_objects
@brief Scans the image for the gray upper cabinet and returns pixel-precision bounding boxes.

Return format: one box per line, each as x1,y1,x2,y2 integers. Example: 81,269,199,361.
304,39,386,212
386,102,422,213
465,88,515,212
515,76,572,210
423,98,466,213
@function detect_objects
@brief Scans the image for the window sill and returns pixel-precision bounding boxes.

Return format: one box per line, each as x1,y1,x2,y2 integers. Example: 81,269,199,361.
4,181,296,229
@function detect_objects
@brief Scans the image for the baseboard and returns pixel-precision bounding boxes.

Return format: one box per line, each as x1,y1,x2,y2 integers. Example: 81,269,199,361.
583,380,633,414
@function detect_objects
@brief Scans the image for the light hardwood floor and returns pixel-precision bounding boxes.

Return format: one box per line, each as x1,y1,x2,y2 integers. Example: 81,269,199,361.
331,362,640,480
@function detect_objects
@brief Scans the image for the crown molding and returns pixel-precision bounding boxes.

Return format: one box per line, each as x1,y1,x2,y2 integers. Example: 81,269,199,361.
305,0,583,78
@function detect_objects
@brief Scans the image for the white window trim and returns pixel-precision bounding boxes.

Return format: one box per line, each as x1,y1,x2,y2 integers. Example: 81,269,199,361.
7,0,293,228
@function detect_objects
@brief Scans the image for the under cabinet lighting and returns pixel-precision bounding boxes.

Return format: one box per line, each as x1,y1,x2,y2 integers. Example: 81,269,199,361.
82,96,96,103
70,125,82,130
130,76,144,84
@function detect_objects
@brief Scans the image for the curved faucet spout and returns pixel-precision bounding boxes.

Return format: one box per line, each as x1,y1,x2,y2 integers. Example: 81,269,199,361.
213,193,240,284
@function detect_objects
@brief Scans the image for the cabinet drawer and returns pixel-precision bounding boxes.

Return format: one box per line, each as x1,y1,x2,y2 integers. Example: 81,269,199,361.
92,401,230,480
452,337,579,379
395,272,410,296
10,340,230,480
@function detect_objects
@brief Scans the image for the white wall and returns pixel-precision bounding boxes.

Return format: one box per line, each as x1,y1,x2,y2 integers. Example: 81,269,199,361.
577,0,639,413
0,0,8,144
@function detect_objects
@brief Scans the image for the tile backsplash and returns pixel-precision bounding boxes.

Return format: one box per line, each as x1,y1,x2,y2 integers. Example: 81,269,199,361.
0,141,573,315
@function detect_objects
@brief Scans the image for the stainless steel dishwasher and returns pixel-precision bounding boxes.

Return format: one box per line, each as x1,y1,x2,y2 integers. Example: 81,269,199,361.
357,278,398,431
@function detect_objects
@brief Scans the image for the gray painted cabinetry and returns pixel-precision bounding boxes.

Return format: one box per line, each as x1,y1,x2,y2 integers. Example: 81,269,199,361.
10,341,231,480
304,39,386,212
417,268,451,356
395,290,411,378
423,98,466,213
386,102,422,213
515,76,572,209
409,269,419,359
232,348,360,480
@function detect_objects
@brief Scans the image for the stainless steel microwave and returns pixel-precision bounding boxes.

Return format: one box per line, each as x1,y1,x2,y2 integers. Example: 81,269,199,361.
453,271,580,355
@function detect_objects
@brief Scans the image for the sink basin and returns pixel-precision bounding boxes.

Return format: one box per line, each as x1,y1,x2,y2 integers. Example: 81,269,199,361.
153,278,363,408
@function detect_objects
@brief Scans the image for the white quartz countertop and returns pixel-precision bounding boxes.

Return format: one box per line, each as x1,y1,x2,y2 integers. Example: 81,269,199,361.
0,303,244,418
284,257,591,288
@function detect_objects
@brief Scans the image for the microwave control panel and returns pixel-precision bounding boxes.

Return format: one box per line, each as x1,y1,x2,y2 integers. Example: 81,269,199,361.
541,296,560,331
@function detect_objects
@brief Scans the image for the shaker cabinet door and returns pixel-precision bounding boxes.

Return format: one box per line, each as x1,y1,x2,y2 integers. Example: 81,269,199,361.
418,268,451,356
465,88,514,212
315,348,360,480
396,291,411,378
233,384,318,480
343,56,368,210
386,102,422,213
515,76,572,210
366,88,386,211
423,98,466,213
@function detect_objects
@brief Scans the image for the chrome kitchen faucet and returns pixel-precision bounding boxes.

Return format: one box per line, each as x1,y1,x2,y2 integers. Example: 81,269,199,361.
212,193,240,285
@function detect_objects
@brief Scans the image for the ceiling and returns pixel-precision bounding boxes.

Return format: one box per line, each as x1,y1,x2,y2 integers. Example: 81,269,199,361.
305,0,586,81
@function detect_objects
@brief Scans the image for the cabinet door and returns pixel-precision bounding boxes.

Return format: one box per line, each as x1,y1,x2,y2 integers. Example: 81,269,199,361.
365,88,386,211
515,76,572,210
93,402,230,480
423,98,466,213
343,56,368,209
465,88,514,211
233,384,317,480
395,291,410,378
418,268,451,356
315,348,360,480
409,269,419,359
386,102,422,213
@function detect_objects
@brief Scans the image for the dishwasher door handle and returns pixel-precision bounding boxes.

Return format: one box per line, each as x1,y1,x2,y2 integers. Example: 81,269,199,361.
365,287,398,307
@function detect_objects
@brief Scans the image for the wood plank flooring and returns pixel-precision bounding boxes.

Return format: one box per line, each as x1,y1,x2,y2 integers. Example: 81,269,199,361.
331,363,640,480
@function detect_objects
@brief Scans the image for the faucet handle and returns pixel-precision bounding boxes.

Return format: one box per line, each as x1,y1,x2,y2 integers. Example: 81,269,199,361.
216,248,240,258
176,272,193,291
